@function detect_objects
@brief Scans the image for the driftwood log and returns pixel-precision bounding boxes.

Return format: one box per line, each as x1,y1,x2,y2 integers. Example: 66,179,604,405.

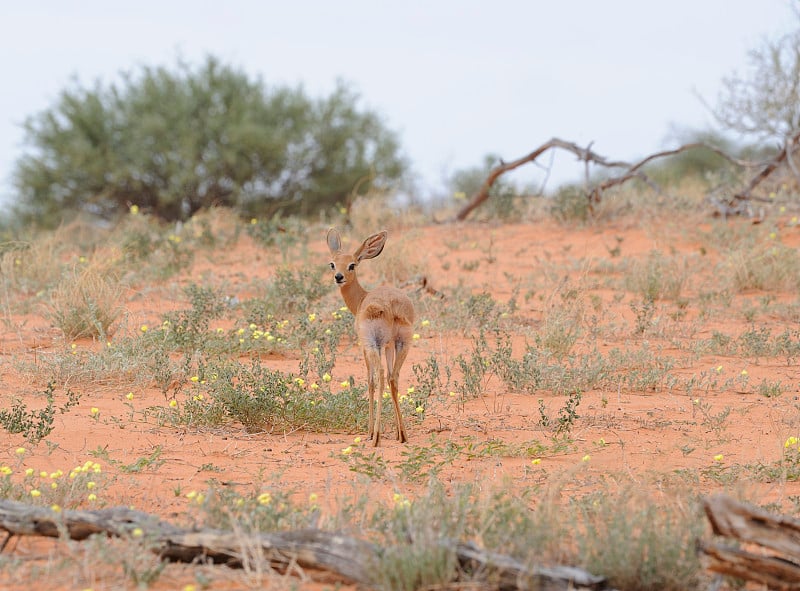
453,134,798,221
0,499,608,590
700,494,800,590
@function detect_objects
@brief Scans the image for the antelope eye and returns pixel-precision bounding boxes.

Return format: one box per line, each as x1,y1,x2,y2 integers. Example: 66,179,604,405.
347,263,356,272
329,262,335,270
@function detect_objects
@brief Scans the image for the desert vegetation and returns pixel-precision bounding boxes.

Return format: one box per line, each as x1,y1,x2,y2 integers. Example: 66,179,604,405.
1,182,800,590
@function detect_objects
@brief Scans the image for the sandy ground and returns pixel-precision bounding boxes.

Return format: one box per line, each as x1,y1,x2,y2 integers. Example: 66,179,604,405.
2,212,800,589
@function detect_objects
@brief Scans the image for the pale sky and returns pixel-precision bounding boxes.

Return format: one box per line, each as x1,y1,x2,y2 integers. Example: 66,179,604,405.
0,1,796,206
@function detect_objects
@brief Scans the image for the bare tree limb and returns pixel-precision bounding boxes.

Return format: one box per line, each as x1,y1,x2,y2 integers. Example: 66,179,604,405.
454,138,621,221
732,128,800,202
452,136,785,222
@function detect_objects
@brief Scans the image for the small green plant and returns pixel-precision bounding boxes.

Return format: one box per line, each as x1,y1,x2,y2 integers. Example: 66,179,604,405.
245,214,302,257
537,391,582,436
691,398,732,438
438,290,511,334
397,439,463,482
296,308,351,382
537,399,550,428
159,283,230,352
453,330,492,399
751,436,800,482
0,382,81,444
556,390,582,435
412,353,452,399
757,378,783,398
630,297,656,335
119,446,165,473
736,325,772,359
339,447,389,479
254,266,331,319
187,358,418,435
537,285,584,358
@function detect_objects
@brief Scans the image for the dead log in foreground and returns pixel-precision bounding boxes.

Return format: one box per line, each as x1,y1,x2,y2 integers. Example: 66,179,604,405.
0,499,608,590
700,494,800,590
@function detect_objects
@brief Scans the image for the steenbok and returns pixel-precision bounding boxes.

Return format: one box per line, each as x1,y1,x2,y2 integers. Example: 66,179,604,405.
326,228,414,446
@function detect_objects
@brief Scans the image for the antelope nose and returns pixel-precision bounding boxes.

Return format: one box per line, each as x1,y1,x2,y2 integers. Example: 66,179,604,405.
334,273,344,283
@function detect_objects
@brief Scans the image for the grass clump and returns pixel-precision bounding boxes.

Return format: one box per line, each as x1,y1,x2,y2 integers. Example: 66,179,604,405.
624,250,689,302
46,266,124,340
574,486,705,591
725,239,800,292
328,477,708,591
115,212,195,279
369,481,468,591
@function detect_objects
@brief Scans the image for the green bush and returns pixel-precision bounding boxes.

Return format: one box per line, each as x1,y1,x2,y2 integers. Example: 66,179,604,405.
13,56,407,227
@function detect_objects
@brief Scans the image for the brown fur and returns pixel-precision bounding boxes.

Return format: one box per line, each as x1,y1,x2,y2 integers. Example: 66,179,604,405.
326,228,415,446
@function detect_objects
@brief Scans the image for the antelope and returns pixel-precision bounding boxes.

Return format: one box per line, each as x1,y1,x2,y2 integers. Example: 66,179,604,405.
326,228,414,446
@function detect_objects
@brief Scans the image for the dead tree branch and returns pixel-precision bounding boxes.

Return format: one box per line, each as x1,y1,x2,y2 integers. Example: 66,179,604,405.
453,136,788,222
0,499,608,590
699,494,800,590
732,129,800,202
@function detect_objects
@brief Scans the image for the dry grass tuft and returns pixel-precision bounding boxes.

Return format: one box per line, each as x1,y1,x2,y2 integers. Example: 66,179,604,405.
45,264,125,340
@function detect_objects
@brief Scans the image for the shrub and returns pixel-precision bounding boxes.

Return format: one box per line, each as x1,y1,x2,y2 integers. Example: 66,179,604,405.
13,56,407,226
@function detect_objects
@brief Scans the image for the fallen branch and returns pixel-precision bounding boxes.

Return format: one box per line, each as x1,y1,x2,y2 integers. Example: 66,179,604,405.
0,499,608,590
699,494,800,590
732,128,800,203
453,136,789,222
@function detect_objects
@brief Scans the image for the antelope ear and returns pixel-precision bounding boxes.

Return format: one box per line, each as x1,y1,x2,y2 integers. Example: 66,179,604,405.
354,231,388,261
326,228,342,254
